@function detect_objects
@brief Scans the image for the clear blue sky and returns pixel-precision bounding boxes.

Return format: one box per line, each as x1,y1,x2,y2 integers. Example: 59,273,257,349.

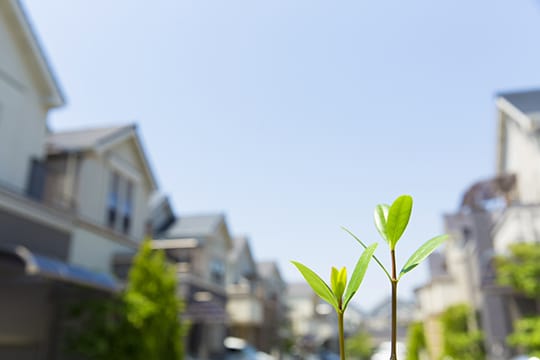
23,0,540,310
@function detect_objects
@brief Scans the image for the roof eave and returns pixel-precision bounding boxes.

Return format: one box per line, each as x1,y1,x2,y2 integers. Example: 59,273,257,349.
10,0,65,108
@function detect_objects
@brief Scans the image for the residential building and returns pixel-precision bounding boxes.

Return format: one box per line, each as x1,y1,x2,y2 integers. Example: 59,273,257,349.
0,2,159,358
153,213,232,359
417,89,540,360
257,261,287,356
286,282,333,355
364,296,416,347
226,236,264,347
44,124,157,275
286,282,364,356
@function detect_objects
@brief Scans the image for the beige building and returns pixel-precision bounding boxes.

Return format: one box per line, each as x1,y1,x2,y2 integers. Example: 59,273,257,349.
226,236,264,346
0,2,159,359
44,124,157,275
417,89,540,360
256,261,287,355
153,213,232,359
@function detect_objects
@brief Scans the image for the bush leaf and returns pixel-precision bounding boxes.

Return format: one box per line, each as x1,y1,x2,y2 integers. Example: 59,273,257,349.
291,261,339,311
399,234,448,279
386,195,413,249
374,204,390,243
343,243,378,309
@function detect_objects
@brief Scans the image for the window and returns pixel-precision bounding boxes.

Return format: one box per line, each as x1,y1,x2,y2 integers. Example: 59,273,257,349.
122,180,133,234
106,171,135,235
210,259,225,285
107,172,120,228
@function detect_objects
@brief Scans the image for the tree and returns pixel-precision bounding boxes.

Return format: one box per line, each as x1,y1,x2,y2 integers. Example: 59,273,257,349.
495,243,540,300
405,322,426,360
345,329,373,360
495,242,540,357
68,239,186,359
440,304,485,360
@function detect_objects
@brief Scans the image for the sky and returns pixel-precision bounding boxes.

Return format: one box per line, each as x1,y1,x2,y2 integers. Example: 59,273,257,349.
23,0,540,310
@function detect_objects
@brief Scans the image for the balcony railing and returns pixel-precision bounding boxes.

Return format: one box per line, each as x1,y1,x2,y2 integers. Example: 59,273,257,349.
25,158,76,211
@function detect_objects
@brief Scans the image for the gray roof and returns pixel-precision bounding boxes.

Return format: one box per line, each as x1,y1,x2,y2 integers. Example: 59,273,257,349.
286,282,314,297
161,214,225,239
46,125,134,154
499,89,540,117
257,260,282,280
229,236,249,261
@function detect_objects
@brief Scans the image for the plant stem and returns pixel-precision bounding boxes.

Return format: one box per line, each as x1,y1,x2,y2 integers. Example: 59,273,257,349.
390,249,398,360
338,309,345,360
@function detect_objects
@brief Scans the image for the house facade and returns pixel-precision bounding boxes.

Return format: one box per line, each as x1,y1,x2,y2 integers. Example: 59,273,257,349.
44,124,157,275
417,89,540,360
153,214,232,359
256,261,287,356
0,2,159,359
226,236,264,346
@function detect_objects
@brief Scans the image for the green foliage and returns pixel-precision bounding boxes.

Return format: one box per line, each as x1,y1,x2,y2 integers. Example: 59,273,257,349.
342,227,391,280
291,260,339,310
440,304,485,360
292,243,377,360
68,239,186,360
374,204,390,247
331,267,348,301
405,322,426,360
348,195,447,282
385,195,413,250
508,317,540,357
345,329,374,360
495,242,540,298
495,242,540,356
291,243,377,314
124,240,186,359
345,195,447,360
296,195,446,360
399,234,448,279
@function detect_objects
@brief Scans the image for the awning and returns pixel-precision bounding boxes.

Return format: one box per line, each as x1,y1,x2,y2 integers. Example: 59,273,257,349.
0,245,119,292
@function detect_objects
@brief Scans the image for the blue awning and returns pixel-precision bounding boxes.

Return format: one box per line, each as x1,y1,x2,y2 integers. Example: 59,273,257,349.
0,245,119,292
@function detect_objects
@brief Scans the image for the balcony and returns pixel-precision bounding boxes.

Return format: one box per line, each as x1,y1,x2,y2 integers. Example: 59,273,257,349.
25,158,76,211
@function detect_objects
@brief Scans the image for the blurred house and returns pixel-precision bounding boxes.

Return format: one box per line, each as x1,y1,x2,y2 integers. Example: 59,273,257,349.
416,88,540,360
363,296,416,346
0,2,159,358
256,260,288,355
44,124,158,274
226,236,264,346
153,213,232,359
286,282,365,356
286,282,334,353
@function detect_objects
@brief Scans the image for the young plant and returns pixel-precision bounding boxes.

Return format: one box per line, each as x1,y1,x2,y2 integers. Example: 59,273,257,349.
291,243,378,360
343,194,447,360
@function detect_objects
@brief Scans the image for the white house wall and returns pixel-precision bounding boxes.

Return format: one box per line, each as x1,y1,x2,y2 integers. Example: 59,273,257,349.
226,297,263,324
107,140,150,241
493,206,540,254
502,115,540,203
76,156,108,224
0,10,48,191
76,145,150,241
417,278,464,318
69,227,132,275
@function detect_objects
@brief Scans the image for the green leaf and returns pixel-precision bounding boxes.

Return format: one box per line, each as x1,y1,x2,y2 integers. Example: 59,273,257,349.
341,226,391,281
399,234,448,279
386,195,413,249
343,243,378,309
291,261,339,311
374,204,390,243
336,267,347,299
331,267,339,295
